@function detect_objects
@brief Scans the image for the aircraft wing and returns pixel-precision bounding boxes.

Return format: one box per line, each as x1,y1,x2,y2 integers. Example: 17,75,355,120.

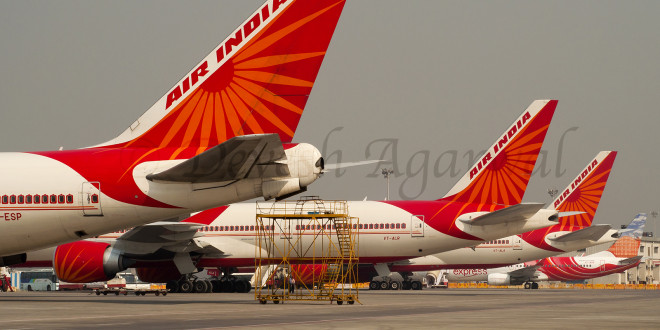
618,255,643,265
111,221,206,255
508,262,543,280
146,134,289,183
549,224,613,243
459,203,545,226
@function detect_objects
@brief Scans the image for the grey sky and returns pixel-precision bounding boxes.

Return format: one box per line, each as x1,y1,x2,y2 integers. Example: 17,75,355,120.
1,0,659,230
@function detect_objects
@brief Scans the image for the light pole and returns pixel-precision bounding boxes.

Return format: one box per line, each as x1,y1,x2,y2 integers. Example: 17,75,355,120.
547,188,558,203
651,211,658,284
381,168,394,200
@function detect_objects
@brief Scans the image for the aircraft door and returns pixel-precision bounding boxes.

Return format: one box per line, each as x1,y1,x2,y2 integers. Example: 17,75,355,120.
411,215,424,237
81,182,103,216
513,236,523,250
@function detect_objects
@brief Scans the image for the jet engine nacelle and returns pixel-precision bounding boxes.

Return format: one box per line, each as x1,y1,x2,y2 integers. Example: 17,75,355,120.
262,143,323,200
487,273,512,286
53,241,131,283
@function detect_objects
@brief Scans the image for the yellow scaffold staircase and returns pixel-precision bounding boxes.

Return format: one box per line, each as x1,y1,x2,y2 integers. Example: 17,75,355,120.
254,197,359,305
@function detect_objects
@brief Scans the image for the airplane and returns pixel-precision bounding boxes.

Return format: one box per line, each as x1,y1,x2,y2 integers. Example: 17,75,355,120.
19,99,561,293
386,151,619,287
260,150,620,290
0,0,347,264
445,213,647,289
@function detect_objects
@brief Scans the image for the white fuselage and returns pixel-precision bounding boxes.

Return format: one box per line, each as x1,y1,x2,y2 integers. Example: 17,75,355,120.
0,144,321,257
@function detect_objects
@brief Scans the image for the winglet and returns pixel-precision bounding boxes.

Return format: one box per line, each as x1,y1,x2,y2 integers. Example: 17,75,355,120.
440,100,557,205
550,151,617,227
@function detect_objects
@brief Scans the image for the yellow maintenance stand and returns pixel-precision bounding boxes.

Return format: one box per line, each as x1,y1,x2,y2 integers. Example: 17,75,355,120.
254,197,359,305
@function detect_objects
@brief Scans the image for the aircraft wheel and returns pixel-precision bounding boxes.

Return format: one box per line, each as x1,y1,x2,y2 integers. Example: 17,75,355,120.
211,280,221,293
379,281,389,290
524,283,531,290
46,285,51,291
234,280,248,293
179,280,193,293
115,291,119,296
96,291,101,296
411,281,422,290
532,283,539,290
389,281,401,290
241,280,252,293
155,291,160,296
369,281,380,290
204,280,213,293
103,292,108,295
27,285,33,291
166,280,179,293
402,281,412,290
193,280,208,293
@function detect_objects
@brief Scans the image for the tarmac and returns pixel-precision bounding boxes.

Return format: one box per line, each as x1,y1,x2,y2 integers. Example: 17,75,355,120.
0,288,658,329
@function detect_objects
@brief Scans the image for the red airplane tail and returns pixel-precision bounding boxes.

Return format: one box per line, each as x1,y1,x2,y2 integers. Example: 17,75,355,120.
99,0,346,154
440,100,557,206
551,151,617,227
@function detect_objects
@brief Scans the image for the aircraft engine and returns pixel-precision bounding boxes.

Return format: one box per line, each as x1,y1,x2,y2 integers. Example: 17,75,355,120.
53,241,131,283
487,273,512,286
261,143,323,200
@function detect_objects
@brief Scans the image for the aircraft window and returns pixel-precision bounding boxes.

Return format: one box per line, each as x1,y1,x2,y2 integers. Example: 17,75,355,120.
58,194,65,204
396,223,400,229
91,194,99,203
42,194,48,204
401,223,406,229
296,225,300,230
66,194,73,204
390,223,395,229
50,194,56,204
265,225,269,230
18,195,24,204
353,224,357,229
506,240,509,244
385,223,390,229
230,226,234,231
306,225,311,230
369,224,373,229
26,195,32,204
214,226,218,231
10,195,16,204
380,224,384,229
250,225,254,231
1,195,7,204
359,224,363,229
225,226,229,231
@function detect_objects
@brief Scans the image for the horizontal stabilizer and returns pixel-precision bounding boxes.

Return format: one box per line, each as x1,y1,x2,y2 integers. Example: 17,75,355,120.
459,203,545,226
549,224,613,243
619,255,643,265
558,211,586,217
323,159,384,171
146,134,288,183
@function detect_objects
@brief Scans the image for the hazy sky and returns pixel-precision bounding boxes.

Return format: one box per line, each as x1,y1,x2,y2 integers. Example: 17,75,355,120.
1,0,659,230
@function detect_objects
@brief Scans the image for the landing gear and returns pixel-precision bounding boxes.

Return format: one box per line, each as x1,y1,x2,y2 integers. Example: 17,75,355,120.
192,280,208,293
178,279,193,293
389,281,401,290
410,281,423,290
523,282,539,290
166,280,179,293
401,281,412,290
